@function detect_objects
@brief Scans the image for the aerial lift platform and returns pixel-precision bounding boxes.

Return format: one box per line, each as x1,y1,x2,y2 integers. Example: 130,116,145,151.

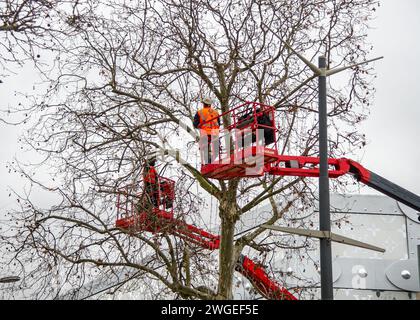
115,176,296,300
199,101,420,213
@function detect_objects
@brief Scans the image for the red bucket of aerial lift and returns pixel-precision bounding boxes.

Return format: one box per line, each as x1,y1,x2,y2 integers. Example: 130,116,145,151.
115,177,220,249
200,101,279,180
115,176,175,231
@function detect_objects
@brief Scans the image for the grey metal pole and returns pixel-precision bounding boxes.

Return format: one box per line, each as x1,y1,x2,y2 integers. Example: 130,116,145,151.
417,245,420,290
318,56,334,300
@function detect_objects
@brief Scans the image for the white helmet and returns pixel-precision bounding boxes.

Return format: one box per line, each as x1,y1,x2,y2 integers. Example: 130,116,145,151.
202,97,213,105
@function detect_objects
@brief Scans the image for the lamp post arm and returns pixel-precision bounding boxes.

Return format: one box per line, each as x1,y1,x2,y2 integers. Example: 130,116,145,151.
326,56,384,77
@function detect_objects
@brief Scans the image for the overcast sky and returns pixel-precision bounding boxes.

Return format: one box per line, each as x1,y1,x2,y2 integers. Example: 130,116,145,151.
357,0,420,195
1,1,420,212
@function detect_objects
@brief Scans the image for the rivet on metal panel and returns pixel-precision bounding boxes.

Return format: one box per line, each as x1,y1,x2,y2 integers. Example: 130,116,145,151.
401,270,411,280
358,268,368,278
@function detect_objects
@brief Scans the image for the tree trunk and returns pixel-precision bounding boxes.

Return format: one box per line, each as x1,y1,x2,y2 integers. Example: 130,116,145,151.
217,195,239,299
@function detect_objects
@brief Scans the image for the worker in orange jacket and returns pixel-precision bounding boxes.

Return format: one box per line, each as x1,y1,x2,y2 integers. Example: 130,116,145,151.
143,157,159,209
193,97,220,164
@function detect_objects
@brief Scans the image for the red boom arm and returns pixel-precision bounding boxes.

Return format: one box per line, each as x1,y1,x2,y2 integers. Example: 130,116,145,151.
116,209,297,300
267,156,420,212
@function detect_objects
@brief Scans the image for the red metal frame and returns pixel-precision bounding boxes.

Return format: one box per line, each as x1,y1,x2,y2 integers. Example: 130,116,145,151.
200,101,279,180
198,101,372,184
267,156,350,178
116,176,175,221
266,156,371,181
115,176,297,300
116,177,220,249
117,208,221,250
236,255,297,300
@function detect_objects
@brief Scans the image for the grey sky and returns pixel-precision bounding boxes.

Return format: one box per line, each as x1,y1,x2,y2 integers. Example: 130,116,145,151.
0,0,420,211
357,0,420,195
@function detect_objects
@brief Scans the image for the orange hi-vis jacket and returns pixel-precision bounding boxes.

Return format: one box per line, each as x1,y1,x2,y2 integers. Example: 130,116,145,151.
197,107,220,136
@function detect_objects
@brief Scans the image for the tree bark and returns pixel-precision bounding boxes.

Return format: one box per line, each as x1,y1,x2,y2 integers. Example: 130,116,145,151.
217,189,239,299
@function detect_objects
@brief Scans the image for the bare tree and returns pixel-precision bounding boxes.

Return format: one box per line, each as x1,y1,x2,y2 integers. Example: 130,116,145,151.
1,0,56,73
1,0,379,299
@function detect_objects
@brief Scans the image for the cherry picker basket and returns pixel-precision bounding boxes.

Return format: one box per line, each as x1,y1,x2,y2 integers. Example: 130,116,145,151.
115,176,220,248
115,176,175,232
200,101,279,180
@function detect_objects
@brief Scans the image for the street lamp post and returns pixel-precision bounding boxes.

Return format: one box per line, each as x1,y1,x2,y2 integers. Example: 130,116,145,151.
318,56,334,300
266,32,383,299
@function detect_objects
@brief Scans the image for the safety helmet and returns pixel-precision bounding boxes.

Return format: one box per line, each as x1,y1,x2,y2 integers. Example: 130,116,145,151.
202,97,213,105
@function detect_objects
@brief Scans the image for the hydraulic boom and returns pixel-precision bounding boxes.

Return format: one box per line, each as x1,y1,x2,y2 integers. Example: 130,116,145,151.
116,209,297,300
267,156,420,212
